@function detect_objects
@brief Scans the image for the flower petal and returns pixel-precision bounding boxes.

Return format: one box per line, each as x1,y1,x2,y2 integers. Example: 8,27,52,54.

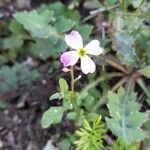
85,40,103,55
65,31,83,49
81,55,96,74
60,51,79,67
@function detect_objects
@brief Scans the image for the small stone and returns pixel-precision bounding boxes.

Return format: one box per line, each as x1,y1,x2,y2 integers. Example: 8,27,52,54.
0,140,3,149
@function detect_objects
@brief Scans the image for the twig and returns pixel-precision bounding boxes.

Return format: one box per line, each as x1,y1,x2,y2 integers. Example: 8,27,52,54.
105,59,130,75
81,4,119,23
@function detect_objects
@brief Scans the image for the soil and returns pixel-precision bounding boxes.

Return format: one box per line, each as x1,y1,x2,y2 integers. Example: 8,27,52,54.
0,71,53,149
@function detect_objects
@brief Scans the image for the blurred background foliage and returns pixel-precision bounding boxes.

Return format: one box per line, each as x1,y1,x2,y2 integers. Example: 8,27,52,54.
0,0,150,149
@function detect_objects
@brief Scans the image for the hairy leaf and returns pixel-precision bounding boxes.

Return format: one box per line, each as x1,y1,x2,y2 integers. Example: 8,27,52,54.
112,33,139,67
14,10,53,38
106,87,148,144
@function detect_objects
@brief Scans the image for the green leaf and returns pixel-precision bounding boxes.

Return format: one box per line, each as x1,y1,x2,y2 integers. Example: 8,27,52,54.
67,112,77,120
8,19,24,34
0,64,39,94
0,55,9,65
46,2,80,21
83,95,95,111
106,87,148,144
110,139,140,150
46,2,65,17
86,113,99,121
75,116,105,150
63,8,80,22
29,37,57,60
112,33,138,67
105,0,118,6
132,0,145,9
0,66,18,94
55,16,75,33
0,100,8,109
59,78,68,94
41,106,64,128
138,65,150,78
0,35,23,49
75,24,93,41
60,138,71,150
14,10,53,38
49,92,61,100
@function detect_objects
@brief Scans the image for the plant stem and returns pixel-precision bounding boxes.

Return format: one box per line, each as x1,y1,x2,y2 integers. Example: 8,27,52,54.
70,66,75,100
81,73,123,93
92,77,127,112
105,58,130,75
81,4,119,23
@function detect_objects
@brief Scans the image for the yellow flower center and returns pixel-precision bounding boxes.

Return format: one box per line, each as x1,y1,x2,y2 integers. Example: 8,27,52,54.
78,48,86,57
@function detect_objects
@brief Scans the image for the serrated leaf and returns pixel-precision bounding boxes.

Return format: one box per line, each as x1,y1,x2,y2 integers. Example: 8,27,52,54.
14,10,53,38
55,17,75,33
138,65,150,78
112,33,138,67
46,2,65,16
41,106,64,128
59,78,68,94
106,87,148,144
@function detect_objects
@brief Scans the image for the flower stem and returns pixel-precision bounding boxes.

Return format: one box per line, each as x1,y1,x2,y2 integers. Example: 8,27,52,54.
70,66,75,100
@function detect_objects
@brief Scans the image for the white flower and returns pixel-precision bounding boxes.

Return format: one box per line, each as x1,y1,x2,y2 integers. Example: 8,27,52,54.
60,31,103,74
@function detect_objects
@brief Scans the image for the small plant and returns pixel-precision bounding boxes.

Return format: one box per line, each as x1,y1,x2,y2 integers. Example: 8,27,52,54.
0,0,148,149
39,29,149,149
74,116,105,150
